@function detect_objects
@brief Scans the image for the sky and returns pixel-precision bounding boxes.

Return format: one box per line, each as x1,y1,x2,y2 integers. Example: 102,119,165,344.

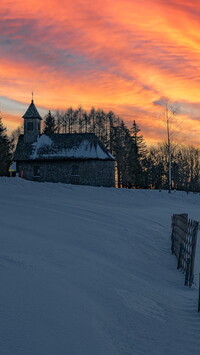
0,0,200,146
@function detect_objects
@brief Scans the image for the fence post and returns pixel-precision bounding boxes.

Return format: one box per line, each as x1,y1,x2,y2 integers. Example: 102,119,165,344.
198,274,200,312
171,233,174,254
177,243,183,270
171,215,175,254
171,214,199,288
189,222,199,287
184,258,190,286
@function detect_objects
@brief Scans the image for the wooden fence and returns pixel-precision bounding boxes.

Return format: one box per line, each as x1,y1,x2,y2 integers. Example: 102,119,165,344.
171,213,199,287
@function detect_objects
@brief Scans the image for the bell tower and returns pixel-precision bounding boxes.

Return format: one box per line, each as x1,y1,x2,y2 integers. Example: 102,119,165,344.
23,97,42,143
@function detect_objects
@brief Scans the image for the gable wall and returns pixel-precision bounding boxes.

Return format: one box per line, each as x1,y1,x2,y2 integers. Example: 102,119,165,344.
17,160,115,187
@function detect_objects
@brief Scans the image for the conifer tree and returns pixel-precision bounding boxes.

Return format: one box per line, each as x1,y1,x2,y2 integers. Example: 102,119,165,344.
0,118,13,175
112,121,131,187
43,111,57,135
127,121,147,188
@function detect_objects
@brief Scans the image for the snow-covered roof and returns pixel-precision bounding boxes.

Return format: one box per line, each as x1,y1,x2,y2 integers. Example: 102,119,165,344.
14,133,115,161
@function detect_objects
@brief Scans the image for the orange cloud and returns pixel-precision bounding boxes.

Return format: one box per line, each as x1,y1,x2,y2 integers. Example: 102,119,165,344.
0,0,199,146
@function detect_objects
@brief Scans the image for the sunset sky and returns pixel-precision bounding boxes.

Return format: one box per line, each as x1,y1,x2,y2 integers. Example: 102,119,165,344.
0,0,200,146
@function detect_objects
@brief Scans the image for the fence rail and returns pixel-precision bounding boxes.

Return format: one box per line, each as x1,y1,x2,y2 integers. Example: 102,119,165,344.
171,213,199,287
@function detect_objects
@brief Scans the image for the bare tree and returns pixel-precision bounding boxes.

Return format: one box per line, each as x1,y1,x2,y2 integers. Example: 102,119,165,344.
154,97,179,193
10,125,23,150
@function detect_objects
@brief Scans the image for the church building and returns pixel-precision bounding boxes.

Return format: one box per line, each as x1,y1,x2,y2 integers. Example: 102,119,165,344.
13,100,115,187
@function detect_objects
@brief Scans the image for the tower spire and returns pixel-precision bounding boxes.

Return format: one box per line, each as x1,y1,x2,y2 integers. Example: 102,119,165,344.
23,97,42,143
31,91,34,103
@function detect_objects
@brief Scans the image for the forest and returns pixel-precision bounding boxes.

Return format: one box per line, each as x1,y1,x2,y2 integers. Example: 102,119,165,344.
2,107,200,192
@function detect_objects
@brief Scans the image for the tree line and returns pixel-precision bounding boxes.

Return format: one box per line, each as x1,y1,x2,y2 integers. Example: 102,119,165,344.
1,107,200,192
0,117,13,176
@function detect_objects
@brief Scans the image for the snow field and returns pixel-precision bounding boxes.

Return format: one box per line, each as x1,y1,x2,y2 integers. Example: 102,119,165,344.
0,177,200,355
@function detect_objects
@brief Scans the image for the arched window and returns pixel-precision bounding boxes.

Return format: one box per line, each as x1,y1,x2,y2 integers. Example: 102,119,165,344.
72,165,79,176
70,165,80,184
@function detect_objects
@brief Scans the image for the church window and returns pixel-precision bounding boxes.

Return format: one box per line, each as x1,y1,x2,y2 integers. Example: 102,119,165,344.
72,165,79,175
33,166,40,177
70,165,80,184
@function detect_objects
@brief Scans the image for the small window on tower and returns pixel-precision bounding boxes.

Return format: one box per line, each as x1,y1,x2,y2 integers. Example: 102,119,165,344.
27,122,33,131
70,165,79,184
33,166,40,177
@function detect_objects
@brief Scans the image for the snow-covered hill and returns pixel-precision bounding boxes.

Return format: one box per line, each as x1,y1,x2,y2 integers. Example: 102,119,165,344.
1,177,200,355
